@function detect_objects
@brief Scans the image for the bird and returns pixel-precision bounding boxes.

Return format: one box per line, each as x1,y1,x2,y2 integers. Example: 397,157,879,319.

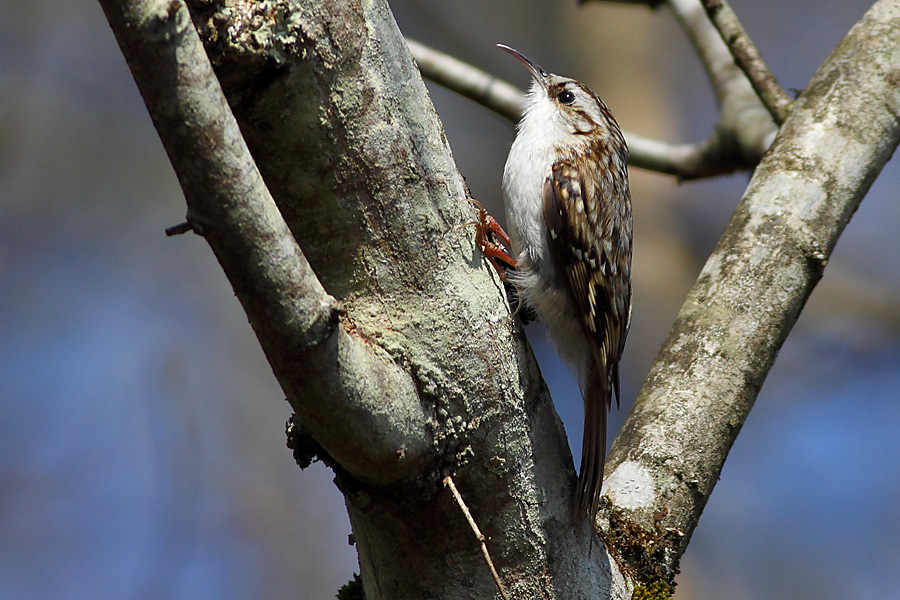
497,44,633,530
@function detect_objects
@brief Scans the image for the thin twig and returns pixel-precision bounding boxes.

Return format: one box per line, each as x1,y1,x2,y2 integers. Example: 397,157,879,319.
700,0,793,124
165,220,194,236
443,476,510,600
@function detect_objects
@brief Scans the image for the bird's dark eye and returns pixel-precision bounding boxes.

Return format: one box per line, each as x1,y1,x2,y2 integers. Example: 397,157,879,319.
557,90,575,105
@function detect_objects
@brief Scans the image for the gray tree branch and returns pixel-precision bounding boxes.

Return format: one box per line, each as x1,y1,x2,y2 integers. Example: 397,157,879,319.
663,0,778,172
97,0,437,489
600,0,900,580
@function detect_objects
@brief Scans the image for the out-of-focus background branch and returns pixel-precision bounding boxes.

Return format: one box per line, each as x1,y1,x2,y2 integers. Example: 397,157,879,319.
407,38,771,179
2,1,898,599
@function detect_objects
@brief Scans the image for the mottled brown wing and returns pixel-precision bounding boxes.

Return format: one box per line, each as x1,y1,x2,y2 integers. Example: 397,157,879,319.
543,156,632,526
542,158,632,404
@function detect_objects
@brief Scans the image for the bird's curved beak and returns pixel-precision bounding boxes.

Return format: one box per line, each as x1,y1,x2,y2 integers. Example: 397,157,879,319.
497,44,548,90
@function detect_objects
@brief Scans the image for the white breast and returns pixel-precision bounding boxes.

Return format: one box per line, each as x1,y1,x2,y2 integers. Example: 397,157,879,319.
500,86,591,376
501,85,569,273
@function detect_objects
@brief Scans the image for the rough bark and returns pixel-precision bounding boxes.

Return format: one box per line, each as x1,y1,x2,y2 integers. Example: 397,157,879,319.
101,0,631,597
600,0,900,582
98,0,900,597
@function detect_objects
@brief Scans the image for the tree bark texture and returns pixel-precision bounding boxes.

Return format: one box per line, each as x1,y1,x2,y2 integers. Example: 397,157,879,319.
99,0,900,597
101,0,631,597
601,0,900,581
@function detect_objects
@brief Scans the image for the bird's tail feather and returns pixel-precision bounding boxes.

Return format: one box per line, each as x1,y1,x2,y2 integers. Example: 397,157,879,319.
575,369,610,532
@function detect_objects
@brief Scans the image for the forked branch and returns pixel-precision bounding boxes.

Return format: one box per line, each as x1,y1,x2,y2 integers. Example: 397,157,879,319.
99,0,434,488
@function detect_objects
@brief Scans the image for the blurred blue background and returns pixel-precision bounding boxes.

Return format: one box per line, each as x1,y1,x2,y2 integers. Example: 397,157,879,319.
1,0,897,598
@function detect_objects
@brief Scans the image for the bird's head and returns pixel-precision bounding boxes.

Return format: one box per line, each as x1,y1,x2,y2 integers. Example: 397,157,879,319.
497,44,620,142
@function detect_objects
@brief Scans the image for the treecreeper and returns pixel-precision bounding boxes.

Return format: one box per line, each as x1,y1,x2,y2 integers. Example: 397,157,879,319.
494,44,633,536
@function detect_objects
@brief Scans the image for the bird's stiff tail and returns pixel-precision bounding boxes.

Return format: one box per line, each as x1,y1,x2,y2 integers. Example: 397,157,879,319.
575,370,610,531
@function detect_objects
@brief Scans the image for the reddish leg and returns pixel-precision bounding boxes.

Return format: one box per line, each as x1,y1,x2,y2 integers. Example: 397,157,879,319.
466,198,517,280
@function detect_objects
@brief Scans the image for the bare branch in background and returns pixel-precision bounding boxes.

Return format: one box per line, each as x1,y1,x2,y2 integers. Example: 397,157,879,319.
406,39,522,122
408,38,759,179
665,0,737,105
574,0,781,177
701,0,794,124
664,0,777,170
